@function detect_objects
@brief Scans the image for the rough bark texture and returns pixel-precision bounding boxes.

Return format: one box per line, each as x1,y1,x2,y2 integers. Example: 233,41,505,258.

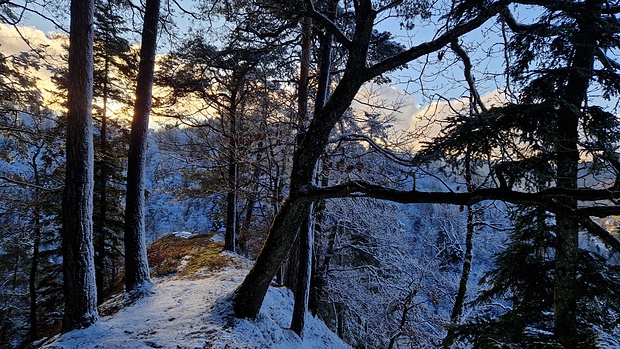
291,211,313,337
234,198,313,318
224,113,238,252
62,0,98,332
94,58,109,305
124,0,160,293
289,14,313,336
554,2,601,346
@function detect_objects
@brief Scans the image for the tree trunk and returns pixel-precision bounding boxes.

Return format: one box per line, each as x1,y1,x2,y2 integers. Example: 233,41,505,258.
95,56,110,305
289,14,313,336
444,149,475,348
62,0,98,332
554,2,601,346
309,220,336,315
29,171,42,340
234,197,313,318
234,2,376,319
224,111,238,252
239,148,262,254
124,0,160,293
29,218,40,341
291,211,313,337
314,0,337,116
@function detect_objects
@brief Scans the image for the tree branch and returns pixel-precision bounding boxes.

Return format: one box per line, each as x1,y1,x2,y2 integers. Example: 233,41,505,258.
331,134,414,167
303,0,352,49
577,217,620,253
450,38,487,113
302,181,620,253
0,175,60,191
365,0,509,79
303,180,620,205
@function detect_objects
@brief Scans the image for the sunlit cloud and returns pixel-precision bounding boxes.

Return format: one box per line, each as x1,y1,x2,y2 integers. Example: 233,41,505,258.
351,82,422,133
0,24,66,99
405,89,508,147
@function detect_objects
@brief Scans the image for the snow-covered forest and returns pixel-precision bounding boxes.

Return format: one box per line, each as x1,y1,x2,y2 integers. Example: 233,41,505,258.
1,0,620,348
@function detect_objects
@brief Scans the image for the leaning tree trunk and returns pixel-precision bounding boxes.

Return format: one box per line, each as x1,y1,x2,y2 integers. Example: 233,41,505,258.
289,14,313,337
61,0,98,332
124,0,160,293
233,2,376,319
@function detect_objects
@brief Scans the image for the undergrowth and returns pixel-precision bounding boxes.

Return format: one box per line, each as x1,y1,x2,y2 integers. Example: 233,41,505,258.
147,232,237,279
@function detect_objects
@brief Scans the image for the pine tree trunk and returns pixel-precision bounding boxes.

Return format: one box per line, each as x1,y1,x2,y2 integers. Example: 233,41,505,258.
239,150,262,254
124,0,160,293
554,2,601,346
224,134,237,252
62,0,98,332
95,57,110,305
29,191,41,340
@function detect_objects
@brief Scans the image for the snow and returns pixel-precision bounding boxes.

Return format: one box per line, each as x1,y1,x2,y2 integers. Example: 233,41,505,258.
40,253,351,349
173,231,195,239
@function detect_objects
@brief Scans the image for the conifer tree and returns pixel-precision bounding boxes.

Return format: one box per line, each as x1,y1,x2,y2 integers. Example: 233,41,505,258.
61,0,98,332
423,1,620,345
124,0,160,294
92,0,135,304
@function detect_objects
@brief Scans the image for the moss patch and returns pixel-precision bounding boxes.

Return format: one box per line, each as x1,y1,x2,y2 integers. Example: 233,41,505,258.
147,232,237,279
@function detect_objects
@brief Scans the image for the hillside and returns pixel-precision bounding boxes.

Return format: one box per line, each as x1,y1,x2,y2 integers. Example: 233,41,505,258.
39,233,350,349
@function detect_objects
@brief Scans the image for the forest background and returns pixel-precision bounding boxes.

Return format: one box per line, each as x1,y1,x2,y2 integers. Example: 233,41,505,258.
1,0,620,348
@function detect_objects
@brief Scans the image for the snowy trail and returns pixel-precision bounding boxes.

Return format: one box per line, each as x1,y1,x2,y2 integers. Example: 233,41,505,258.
42,255,350,349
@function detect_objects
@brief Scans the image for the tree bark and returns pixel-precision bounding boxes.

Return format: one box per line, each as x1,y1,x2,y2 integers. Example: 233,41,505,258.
95,55,109,305
233,0,505,320
289,14,313,336
554,2,601,346
224,111,238,252
124,0,160,293
234,197,312,318
29,163,42,340
291,211,313,337
314,0,337,116
62,0,98,332
239,147,263,254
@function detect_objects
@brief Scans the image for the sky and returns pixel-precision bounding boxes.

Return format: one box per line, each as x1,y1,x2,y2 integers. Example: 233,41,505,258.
0,23,65,94
5,0,514,135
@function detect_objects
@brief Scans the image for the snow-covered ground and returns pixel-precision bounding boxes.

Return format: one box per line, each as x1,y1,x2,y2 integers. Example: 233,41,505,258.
40,252,350,349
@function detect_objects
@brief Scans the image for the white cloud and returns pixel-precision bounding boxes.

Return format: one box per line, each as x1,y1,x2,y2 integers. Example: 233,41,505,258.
0,23,65,57
0,24,66,97
405,89,508,146
352,83,422,133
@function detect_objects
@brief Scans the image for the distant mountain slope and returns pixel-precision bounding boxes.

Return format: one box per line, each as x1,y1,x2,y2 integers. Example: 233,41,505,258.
40,233,350,349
